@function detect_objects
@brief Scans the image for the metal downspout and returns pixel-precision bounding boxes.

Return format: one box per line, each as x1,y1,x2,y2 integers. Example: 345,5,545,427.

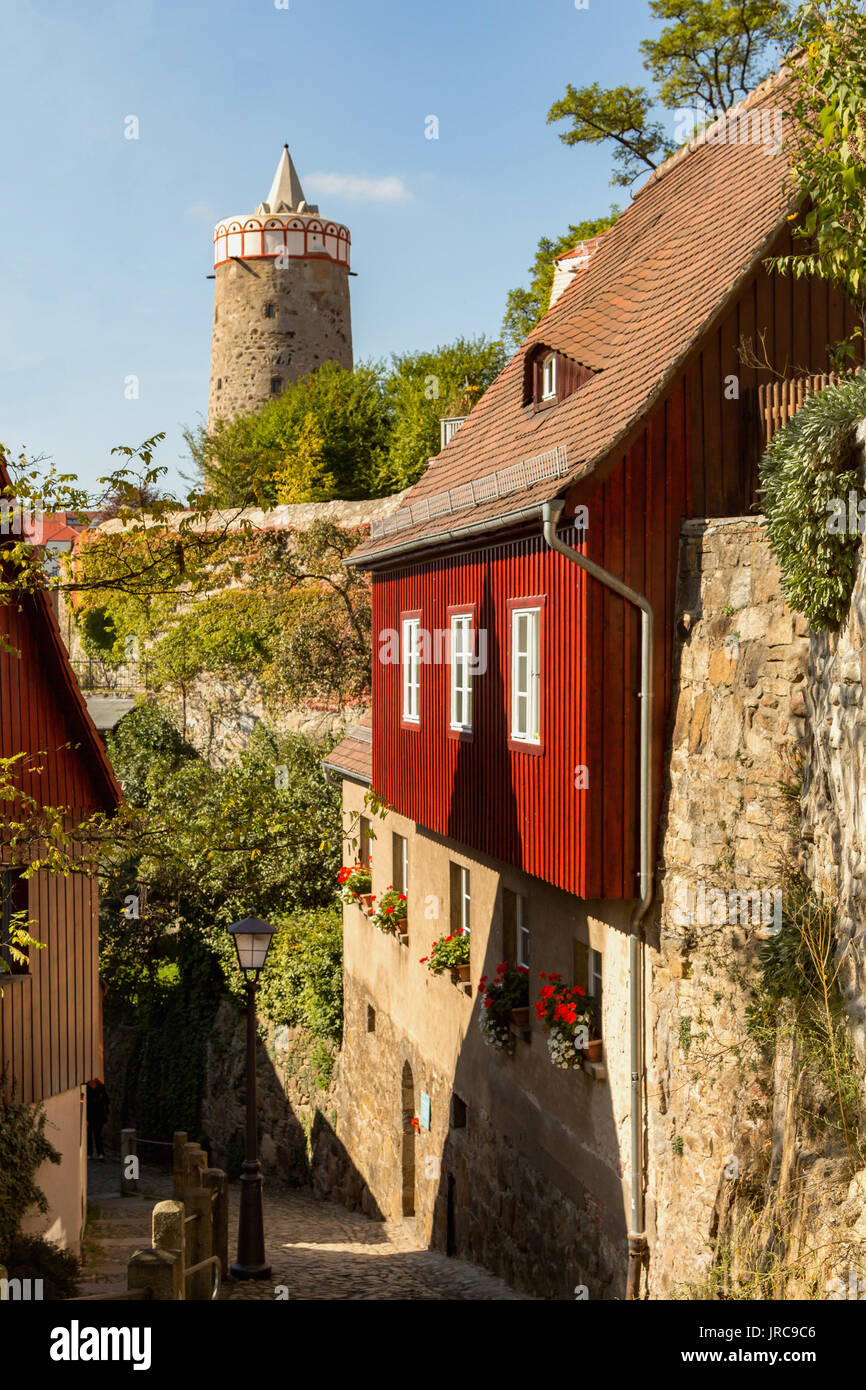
541,498,654,1299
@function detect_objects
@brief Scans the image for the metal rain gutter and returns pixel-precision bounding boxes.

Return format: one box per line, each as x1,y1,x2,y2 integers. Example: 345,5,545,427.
541,497,654,1300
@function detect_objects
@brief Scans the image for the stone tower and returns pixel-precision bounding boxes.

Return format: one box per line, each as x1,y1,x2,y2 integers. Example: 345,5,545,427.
208,145,353,426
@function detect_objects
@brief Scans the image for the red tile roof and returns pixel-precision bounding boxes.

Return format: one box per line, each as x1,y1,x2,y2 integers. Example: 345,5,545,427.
352,67,796,567
323,711,372,786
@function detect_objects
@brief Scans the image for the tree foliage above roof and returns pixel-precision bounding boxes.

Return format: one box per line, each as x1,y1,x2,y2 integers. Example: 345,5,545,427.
186,337,507,509
547,0,791,188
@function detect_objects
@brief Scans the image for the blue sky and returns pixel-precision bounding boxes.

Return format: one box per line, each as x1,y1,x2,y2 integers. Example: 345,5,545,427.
1,0,663,495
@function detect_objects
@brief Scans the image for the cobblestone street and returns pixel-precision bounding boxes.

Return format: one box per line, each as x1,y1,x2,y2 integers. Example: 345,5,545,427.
80,1160,527,1301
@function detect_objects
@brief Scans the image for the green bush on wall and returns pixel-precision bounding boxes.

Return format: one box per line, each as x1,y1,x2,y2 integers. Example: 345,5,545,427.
759,373,866,631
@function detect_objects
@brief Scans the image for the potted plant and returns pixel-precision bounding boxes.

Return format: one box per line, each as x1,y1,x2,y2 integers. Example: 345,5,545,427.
372,884,408,935
478,962,530,1052
420,929,470,982
338,863,372,909
535,972,595,1070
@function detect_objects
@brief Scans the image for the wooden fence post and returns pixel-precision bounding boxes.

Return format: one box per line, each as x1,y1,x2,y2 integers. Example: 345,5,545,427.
202,1168,228,1280
184,1188,214,1300
172,1132,188,1199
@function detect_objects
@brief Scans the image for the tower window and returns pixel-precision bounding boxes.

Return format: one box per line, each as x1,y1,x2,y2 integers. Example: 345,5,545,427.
216,378,222,391
270,377,282,395
450,1094,468,1129
367,1004,376,1033
264,303,276,318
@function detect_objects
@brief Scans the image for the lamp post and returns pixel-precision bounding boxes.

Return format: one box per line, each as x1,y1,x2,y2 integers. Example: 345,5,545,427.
227,914,277,1280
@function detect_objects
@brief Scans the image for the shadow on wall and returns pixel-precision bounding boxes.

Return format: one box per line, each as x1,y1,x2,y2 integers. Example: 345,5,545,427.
104,999,347,1190
311,1110,385,1221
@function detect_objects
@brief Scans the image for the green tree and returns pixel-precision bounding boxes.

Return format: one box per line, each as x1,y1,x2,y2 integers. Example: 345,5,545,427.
547,1,790,188
380,336,506,491
271,410,337,503
187,361,389,508
501,211,620,351
767,0,866,342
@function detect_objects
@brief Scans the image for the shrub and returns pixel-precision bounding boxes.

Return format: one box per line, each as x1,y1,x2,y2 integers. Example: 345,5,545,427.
4,1232,80,1299
0,1087,60,1265
759,373,866,630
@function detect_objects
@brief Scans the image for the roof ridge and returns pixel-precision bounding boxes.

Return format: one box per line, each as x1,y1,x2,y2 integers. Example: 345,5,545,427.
632,61,794,201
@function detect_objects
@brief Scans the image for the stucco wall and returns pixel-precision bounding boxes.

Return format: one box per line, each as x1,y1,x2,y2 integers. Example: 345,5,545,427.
323,785,635,1298
20,1085,87,1256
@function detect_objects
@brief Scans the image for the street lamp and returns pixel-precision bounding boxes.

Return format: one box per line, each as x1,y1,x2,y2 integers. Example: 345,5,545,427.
227,914,277,1280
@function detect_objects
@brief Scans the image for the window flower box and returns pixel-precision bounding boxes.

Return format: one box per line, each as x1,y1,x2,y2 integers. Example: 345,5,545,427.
478,962,530,1053
338,864,372,907
371,885,408,935
535,972,598,1071
421,929,470,982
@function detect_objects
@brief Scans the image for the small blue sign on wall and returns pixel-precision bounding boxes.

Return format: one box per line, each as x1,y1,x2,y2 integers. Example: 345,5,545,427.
419,1091,431,1132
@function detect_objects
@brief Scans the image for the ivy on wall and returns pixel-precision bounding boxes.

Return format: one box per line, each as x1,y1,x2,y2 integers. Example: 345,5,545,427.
759,374,866,630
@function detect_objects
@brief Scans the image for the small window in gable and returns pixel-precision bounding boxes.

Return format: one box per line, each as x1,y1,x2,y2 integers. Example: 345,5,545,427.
541,353,557,401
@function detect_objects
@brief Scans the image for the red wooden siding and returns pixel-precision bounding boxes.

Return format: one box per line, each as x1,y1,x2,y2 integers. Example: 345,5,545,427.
372,378,690,901
0,595,105,813
685,225,861,516
0,594,108,1102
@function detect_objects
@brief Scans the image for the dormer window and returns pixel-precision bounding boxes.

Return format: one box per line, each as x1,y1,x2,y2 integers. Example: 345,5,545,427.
541,353,557,401
525,345,595,409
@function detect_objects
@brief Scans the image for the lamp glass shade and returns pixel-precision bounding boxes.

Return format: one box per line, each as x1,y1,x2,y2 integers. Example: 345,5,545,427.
228,916,277,974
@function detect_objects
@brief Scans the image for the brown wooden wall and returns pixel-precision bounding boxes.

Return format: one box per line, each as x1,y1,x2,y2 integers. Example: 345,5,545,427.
685,225,861,517
0,861,100,1103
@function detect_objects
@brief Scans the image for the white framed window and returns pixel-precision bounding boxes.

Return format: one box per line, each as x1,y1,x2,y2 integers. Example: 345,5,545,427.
589,947,603,1003
449,613,473,731
503,887,529,966
510,606,541,743
517,895,530,969
450,863,471,935
401,616,421,722
393,832,408,895
541,353,557,401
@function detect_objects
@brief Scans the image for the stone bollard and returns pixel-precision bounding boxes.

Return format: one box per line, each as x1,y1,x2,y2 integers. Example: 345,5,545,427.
184,1188,215,1300
202,1168,229,1281
128,1247,181,1301
120,1129,138,1195
172,1132,189,1199
151,1198,186,1302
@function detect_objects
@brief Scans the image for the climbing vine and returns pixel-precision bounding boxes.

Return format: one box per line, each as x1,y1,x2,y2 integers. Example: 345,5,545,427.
759,373,866,629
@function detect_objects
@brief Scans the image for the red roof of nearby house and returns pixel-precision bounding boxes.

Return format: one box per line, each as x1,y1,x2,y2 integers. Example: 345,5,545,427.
352,67,795,567
323,711,372,786
0,463,123,813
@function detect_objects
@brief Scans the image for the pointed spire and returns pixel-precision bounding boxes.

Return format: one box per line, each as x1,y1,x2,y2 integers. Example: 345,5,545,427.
264,144,306,214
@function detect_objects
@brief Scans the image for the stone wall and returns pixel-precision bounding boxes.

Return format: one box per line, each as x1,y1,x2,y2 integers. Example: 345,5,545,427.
104,1002,339,1187
801,424,866,1060
208,255,352,426
200,1000,339,1183
646,514,866,1298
